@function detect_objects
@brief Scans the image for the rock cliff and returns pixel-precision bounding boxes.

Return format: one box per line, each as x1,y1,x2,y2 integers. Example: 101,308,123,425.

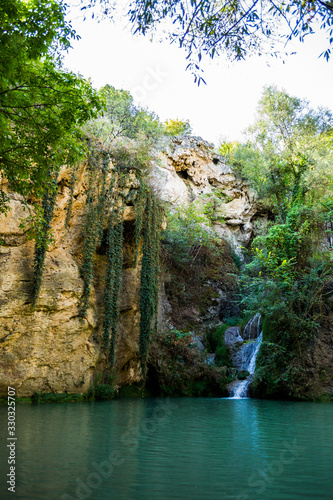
3,136,330,401
149,136,259,252
0,163,143,397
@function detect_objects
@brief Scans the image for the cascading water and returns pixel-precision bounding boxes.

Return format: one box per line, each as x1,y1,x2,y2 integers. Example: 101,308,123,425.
242,312,261,340
228,314,263,399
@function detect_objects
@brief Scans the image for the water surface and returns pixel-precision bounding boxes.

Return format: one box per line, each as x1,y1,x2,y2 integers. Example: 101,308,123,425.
0,398,332,499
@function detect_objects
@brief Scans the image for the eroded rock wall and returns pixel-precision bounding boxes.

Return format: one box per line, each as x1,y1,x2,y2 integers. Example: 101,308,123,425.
0,164,142,397
149,136,259,252
0,135,265,398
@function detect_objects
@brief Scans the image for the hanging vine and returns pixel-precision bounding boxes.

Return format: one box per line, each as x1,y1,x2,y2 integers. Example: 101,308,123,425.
139,190,163,367
133,180,147,267
31,178,58,308
77,140,163,373
65,165,77,229
103,210,124,367
79,151,110,317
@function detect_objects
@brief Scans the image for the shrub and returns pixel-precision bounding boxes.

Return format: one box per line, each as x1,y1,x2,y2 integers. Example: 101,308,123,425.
94,384,115,401
162,329,197,362
31,391,42,404
205,324,231,367
237,370,250,380
224,316,242,326
215,344,230,367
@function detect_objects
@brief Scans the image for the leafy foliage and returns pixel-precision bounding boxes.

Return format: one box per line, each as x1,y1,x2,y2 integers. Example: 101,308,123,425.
81,0,333,82
162,329,196,362
79,154,110,317
149,328,229,396
1,0,72,75
164,118,192,136
139,192,163,366
162,195,220,267
103,217,124,367
240,204,332,397
93,384,115,400
76,148,163,371
226,86,333,219
226,87,333,398
0,1,101,206
206,324,231,367
83,84,164,147
162,200,238,331
65,165,77,229
31,179,58,308
79,87,165,371
109,139,153,174
0,0,101,305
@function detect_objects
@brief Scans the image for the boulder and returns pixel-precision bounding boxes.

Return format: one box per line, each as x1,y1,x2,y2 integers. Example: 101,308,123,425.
224,327,243,346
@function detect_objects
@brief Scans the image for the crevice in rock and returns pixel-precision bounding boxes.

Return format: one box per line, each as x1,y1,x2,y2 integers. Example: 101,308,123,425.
177,169,190,181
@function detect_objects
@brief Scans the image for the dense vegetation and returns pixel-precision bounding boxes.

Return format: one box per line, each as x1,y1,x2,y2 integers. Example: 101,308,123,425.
0,0,101,207
67,84,169,373
162,195,239,330
220,86,333,399
1,0,101,311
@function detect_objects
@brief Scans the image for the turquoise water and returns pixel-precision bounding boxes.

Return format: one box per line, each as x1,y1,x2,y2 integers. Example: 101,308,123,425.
0,398,333,499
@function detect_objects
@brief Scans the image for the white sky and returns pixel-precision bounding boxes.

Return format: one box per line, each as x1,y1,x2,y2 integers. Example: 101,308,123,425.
63,4,333,146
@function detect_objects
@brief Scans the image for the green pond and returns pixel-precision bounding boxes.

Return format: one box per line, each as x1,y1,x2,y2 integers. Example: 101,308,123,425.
0,398,332,499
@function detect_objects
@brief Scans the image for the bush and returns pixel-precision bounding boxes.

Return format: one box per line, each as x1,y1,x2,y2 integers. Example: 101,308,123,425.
215,344,230,367
237,370,250,380
94,384,115,401
224,316,242,326
162,196,219,268
206,324,228,351
205,324,231,367
164,118,192,136
162,329,197,363
109,140,152,173
31,391,42,404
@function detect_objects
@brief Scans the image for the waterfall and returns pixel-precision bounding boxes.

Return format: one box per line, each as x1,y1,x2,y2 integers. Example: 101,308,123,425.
242,312,261,340
228,314,262,399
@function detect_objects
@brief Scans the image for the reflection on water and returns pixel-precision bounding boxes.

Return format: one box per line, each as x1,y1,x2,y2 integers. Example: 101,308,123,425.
0,398,333,499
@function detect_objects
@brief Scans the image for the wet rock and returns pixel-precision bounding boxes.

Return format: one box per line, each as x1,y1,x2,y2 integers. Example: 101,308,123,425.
224,327,243,346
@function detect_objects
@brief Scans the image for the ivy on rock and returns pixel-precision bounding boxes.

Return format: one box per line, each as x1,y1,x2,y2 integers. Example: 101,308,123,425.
77,145,163,370
103,213,124,367
79,150,110,317
139,193,163,367
28,133,163,373
31,176,58,308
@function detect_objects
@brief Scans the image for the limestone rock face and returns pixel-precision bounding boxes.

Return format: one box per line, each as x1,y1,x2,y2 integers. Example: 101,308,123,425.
148,155,189,204
149,136,259,253
0,164,142,397
224,327,243,347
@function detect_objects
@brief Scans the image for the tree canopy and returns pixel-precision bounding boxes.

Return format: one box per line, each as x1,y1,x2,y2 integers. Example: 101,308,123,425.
0,0,101,210
96,84,163,142
83,84,194,150
81,0,333,82
221,86,333,218
164,118,192,136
